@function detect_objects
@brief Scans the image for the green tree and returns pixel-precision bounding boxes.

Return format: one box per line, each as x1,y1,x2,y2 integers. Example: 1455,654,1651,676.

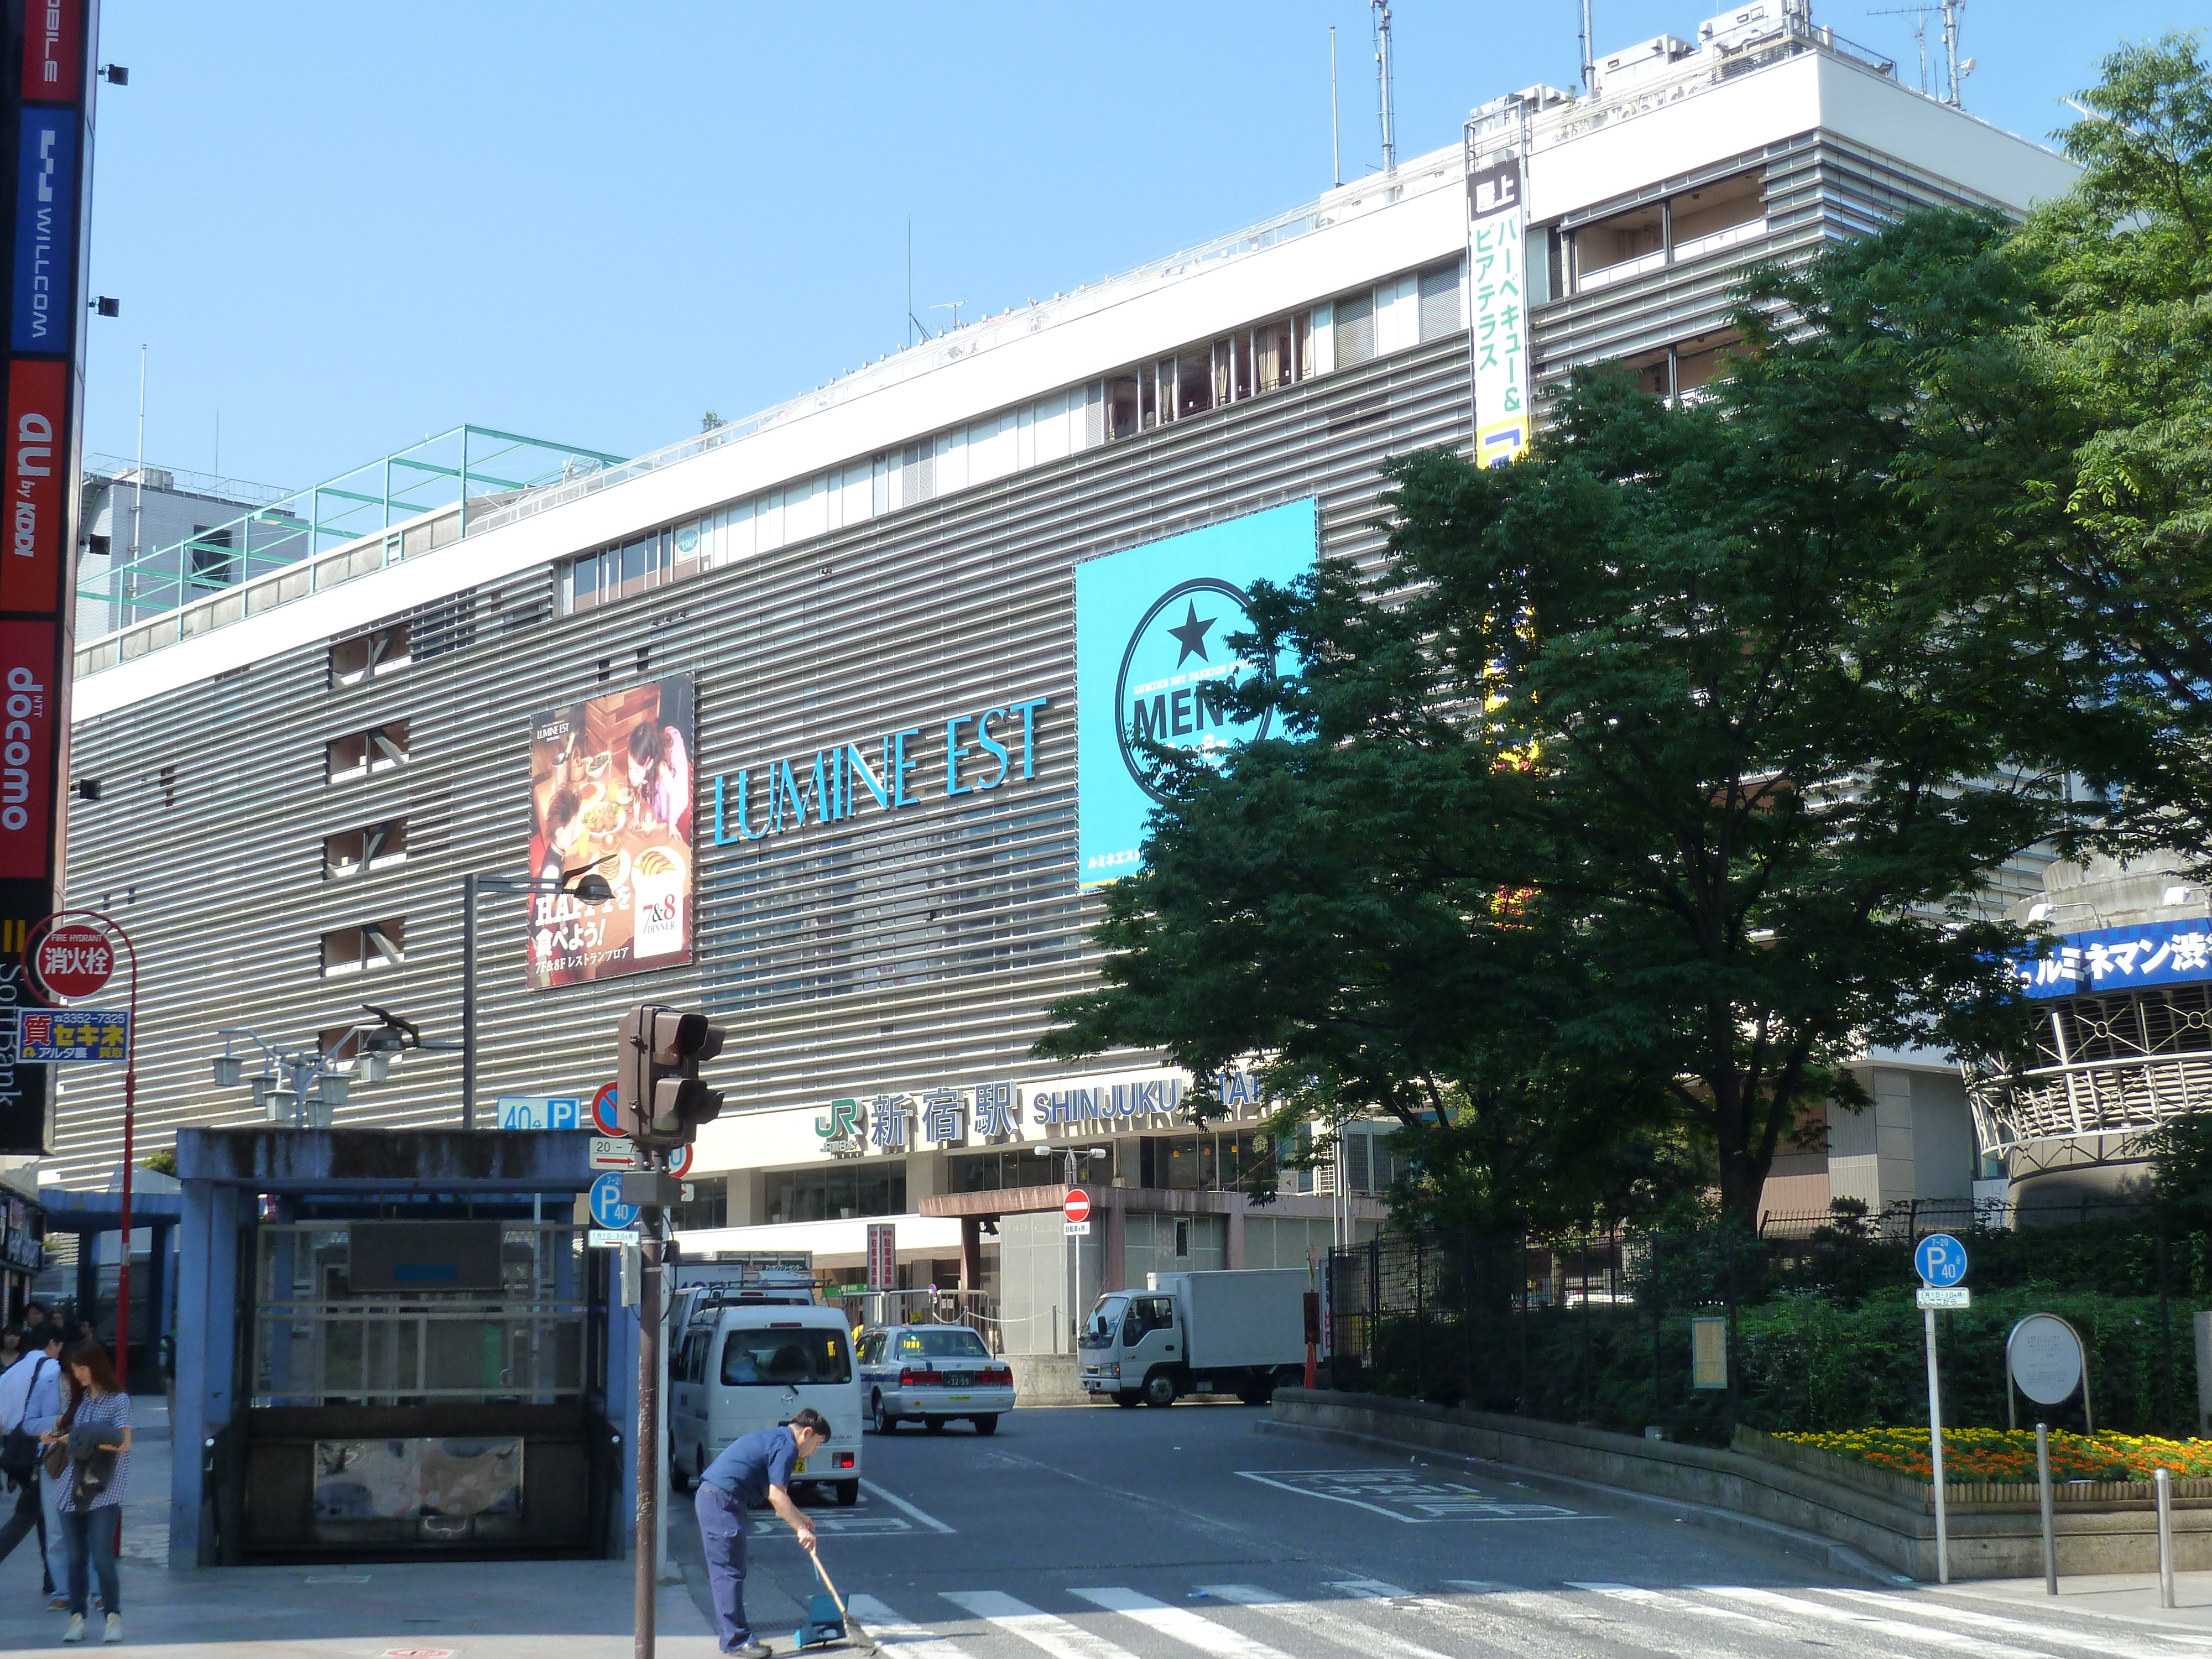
1044,355,2086,1232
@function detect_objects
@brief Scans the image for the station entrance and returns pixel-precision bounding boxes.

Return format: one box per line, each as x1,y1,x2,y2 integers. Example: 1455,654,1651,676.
174,1126,641,1567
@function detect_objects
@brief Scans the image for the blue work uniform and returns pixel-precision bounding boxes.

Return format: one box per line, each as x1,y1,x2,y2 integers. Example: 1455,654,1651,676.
695,1427,802,1652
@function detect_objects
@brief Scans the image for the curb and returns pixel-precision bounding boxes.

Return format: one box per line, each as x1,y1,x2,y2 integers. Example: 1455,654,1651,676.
1256,1416,1907,1587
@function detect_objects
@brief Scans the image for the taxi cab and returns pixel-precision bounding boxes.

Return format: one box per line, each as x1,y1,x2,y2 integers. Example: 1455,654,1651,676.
856,1323,1015,1434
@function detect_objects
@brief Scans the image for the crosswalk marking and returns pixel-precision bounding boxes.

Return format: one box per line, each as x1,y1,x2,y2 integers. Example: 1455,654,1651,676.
847,1594,987,1659
1195,1583,1458,1659
943,1590,1147,1659
1824,1588,2212,1657
1070,1588,1299,1659
1565,1582,1775,1629
1700,1584,2054,1659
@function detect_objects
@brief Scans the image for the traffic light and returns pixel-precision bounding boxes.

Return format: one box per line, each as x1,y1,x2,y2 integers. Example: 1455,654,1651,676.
615,1003,727,1147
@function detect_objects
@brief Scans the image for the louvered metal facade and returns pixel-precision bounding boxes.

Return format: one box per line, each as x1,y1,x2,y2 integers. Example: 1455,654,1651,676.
48,39,2077,1196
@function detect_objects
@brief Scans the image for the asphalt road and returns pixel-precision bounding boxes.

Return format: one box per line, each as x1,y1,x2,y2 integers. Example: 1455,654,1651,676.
690,1401,2198,1659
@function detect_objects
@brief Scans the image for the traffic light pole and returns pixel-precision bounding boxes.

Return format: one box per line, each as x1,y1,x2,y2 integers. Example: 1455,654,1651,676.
635,1145,666,1659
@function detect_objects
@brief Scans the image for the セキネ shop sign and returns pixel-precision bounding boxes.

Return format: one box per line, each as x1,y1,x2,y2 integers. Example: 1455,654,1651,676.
712,695,1050,844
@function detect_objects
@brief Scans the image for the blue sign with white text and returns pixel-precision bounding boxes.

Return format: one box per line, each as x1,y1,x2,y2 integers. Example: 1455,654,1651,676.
588,1172,639,1230
2014,919,2212,999
1914,1233,1969,1287
494,1095,581,1130
12,108,77,353
1074,499,1316,885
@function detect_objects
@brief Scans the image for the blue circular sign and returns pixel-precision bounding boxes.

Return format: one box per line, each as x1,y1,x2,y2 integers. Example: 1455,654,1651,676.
1114,577,1274,802
589,1171,639,1230
1914,1233,1969,1287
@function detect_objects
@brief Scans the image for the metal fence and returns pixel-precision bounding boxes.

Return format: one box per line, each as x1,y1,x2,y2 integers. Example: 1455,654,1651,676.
1325,1206,2208,1441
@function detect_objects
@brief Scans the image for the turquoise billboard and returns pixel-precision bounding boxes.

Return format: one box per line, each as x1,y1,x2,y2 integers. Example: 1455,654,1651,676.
1074,499,1317,886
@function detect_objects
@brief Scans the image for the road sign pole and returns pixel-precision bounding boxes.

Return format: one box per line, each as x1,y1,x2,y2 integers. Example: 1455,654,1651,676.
2036,1421,2056,1595
1925,1303,1949,1584
635,1144,665,1659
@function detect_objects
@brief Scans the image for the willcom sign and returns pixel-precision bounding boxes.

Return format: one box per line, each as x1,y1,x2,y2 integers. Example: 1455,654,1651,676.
1073,500,1315,886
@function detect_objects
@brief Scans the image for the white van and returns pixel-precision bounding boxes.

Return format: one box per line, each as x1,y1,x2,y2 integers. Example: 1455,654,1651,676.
670,1301,864,1505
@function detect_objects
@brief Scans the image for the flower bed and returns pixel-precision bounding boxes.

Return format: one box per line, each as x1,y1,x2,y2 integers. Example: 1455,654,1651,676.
1776,1426,2212,1484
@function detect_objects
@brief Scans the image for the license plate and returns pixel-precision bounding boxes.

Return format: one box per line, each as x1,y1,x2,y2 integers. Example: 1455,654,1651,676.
942,1373,974,1387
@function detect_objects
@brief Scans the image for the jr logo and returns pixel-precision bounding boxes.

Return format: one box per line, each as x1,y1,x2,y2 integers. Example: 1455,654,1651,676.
1113,577,1273,802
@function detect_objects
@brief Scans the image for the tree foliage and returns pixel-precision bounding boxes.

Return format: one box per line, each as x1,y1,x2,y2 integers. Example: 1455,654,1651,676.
1040,35,2212,1235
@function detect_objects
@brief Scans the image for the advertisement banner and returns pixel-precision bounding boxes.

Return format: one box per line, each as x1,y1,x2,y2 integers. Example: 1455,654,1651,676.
10,106,77,354
2,358,66,612
1073,499,1316,886
526,675,695,989
1468,157,1530,467
2014,920,2212,999
0,619,55,880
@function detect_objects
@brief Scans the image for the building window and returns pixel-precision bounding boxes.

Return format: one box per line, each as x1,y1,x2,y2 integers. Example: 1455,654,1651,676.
1173,1219,1190,1258
186,525,237,589
325,720,409,784
765,1161,907,1223
323,817,407,878
1567,170,1766,296
674,1177,728,1231
329,622,411,687
1333,289,1375,366
321,917,405,977
1417,258,1464,340
315,1026,364,1071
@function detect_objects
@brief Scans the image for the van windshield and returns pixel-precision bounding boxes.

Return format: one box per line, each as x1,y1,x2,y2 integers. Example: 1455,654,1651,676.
721,1326,852,1386
1082,1295,1129,1349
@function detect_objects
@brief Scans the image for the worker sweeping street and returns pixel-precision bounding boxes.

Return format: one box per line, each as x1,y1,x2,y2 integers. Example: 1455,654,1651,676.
695,1406,829,1659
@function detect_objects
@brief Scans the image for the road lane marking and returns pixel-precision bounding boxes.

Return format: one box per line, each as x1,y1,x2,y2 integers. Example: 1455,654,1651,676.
848,1594,987,1659
1700,1585,2054,1659
859,1477,957,1533
944,1591,1145,1659
1234,1467,1594,1523
1564,1582,1771,1629
1071,1587,1298,1659
1824,1588,2212,1657
1197,1583,1458,1659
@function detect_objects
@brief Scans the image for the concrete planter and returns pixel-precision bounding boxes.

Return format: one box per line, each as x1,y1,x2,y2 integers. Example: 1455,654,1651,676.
1271,1387,2212,1580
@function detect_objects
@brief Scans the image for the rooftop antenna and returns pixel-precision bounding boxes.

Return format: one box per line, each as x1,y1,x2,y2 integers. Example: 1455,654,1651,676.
1580,0,1596,97
906,219,914,347
932,299,966,332
1330,25,1342,187
1373,2,1396,176
1870,6,1937,96
129,344,145,572
1940,0,1970,106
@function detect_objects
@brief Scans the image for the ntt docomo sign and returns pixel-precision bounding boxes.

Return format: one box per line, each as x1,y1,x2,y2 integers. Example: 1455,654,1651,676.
0,639,49,873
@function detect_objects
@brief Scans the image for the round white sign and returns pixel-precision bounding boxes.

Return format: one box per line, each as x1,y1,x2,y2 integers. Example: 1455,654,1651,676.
2008,1313,2085,1406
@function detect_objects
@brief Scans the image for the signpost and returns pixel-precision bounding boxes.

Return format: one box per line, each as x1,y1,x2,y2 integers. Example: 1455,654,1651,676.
1913,1232,1969,1585
866,1223,896,1293
589,1172,640,1233
1063,1188,1092,1236
590,1081,622,1136
493,1095,582,1130
2008,1311,2093,1598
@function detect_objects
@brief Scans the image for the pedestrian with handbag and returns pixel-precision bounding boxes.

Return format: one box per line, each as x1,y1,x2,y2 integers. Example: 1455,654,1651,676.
41,1340,128,1645
0,1328,65,1606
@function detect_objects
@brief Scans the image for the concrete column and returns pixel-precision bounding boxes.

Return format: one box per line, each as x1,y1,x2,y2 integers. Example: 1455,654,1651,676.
959,1215,982,1291
1102,1194,1127,1293
1225,1195,1246,1270
170,1182,242,1568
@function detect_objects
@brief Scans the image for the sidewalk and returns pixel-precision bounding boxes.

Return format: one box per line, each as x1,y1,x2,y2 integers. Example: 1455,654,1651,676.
1948,1568,2212,1635
0,1395,742,1656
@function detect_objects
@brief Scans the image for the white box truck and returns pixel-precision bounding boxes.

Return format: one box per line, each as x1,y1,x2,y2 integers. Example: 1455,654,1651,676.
1079,1267,1309,1407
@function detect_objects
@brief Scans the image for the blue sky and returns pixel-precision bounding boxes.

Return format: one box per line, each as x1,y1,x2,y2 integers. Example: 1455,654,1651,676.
79,2,2190,495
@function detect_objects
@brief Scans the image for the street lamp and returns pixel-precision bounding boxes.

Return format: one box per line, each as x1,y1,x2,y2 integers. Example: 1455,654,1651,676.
1033,1144,1112,1186
210,1005,440,1129
458,858,614,1129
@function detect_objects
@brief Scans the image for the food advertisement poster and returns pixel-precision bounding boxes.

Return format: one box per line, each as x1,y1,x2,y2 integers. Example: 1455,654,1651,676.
526,675,696,990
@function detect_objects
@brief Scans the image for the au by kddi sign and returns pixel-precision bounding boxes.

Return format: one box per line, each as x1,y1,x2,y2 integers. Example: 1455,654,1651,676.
0,2,98,1156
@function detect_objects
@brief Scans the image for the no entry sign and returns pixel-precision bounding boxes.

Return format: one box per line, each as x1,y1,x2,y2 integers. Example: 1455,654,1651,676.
1063,1189,1092,1224
29,924,113,1000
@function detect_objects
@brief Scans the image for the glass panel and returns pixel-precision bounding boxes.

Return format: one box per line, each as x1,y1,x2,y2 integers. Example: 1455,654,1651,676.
1176,348,1213,417
1107,376,1140,441
721,1326,852,1386
1335,289,1375,366
1418,259,1462,341
619,539,649,594
1139,363,1157,430
1232,333,1253,400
